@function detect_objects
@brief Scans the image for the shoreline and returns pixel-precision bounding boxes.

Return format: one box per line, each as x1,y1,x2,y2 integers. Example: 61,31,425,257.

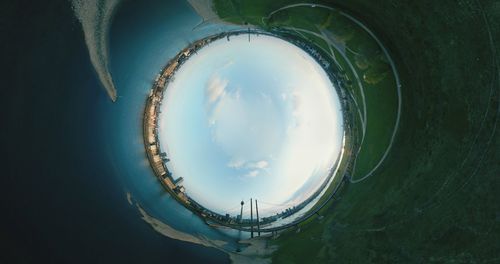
142,30,354,233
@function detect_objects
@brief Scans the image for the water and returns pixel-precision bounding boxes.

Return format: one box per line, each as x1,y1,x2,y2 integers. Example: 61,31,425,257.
1,0,232,262
1,0,382,261
70,0,120,101
105,0,247,254
3,0,499,263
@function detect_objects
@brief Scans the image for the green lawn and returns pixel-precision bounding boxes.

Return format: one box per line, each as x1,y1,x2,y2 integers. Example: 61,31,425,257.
212,0,500,262
213,0,400,183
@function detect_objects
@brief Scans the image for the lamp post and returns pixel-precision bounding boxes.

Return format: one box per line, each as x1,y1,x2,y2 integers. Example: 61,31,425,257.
256,199,260,236
250,198,254,238
239,200,244,224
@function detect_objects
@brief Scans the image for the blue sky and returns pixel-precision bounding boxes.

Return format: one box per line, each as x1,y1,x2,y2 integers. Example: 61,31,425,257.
158,34,343,217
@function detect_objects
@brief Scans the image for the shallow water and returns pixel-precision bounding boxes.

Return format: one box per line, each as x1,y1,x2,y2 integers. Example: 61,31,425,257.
104,0,247,253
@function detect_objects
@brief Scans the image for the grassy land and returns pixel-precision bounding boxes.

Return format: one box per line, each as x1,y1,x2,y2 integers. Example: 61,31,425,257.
213,0,500,262
213,0,400,182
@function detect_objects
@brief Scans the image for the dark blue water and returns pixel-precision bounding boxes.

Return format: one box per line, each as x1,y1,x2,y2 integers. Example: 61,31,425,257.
0,0,235,262
107,0,248,247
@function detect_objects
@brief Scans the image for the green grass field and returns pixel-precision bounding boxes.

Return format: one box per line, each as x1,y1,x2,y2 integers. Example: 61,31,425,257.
213,0,499,262
214,0,400,183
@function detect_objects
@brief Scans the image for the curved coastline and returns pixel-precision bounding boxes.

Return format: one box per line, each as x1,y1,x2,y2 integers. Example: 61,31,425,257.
142,30,355,233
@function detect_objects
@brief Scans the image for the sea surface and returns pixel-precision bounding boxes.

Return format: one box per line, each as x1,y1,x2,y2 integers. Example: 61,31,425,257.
106,0,247,249
1,0,241,262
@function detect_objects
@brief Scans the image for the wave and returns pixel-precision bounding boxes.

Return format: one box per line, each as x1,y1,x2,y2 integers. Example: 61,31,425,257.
70,0,120,102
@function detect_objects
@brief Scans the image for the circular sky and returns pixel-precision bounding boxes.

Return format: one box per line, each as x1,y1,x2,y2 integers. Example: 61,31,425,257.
158,34,343,217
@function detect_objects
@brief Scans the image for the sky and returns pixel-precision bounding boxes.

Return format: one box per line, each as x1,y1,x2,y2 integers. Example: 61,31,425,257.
158,34,343,217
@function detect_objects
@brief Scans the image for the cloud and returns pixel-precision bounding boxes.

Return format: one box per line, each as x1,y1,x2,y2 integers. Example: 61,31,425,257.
206,76,228,104
252,160,269,169
227,159,269,170
245,170,259,178
227,159,245,169
227,159,269,179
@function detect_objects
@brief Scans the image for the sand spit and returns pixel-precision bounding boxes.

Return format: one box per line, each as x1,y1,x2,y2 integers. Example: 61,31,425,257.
187,0,228,27
128,192,277,263
70,0,120,101
230,237,277,264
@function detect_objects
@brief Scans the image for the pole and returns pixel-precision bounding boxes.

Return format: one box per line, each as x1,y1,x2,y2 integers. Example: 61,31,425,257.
240,200,244,224
256,199,260,236
250,198,254,238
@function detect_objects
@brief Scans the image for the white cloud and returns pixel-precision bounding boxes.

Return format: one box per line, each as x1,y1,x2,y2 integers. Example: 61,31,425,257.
227,159,245,169
206,76,228,104
227,158,269,180
252,160,269,169
158,34,344,216
227,159,269,170
245,170,259,178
